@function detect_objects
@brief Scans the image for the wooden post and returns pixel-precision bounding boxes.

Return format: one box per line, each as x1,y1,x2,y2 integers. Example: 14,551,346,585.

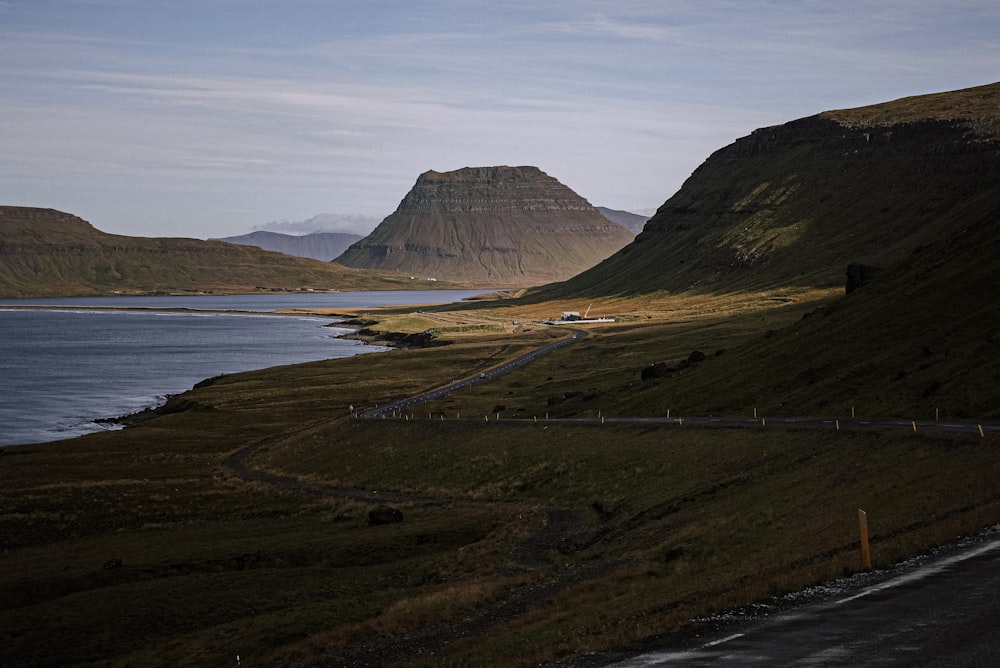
858,509,872,570
835,419,840,431
980,424,986,438
912,420,917,432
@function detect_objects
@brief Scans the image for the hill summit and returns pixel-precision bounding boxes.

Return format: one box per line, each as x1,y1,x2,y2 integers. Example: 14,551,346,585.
0,207,413,297
542,81,1000,298
334,166,634,286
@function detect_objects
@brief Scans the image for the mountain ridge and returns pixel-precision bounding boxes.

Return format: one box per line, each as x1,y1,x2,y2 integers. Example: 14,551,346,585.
335,166,634,286
533,81,1000,299
0,207,424,297
214,230,363,262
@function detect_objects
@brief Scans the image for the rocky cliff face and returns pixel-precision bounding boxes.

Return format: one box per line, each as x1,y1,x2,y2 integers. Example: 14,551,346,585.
543,82,1000,297
334,166,634,286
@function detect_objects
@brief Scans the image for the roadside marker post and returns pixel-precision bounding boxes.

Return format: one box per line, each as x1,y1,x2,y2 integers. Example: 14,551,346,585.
980,424,986,438
858,509,872,570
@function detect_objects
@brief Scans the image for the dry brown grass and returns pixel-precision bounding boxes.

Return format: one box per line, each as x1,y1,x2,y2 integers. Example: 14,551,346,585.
4,289,1000,667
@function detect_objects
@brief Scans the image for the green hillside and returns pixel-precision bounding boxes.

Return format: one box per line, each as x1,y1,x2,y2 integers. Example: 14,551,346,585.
534,81,1000,299
0,207,431,297
4,83,1000,667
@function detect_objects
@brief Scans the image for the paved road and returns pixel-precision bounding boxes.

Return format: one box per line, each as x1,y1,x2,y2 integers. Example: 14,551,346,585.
359,327,999,436
607,533,1000,666
360,327,589,419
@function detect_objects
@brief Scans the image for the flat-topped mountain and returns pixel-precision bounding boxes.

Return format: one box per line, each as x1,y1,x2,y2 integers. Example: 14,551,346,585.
540,81,1000,298
215,230,363,262
334,166,635,286
0,207,417,297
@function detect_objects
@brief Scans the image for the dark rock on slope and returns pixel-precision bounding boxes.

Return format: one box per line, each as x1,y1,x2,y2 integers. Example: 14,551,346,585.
215,230,363,262
335,166,635,286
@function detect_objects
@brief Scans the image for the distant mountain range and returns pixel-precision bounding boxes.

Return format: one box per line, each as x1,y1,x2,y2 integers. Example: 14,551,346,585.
334,166,635,286
214,230,363,262
595,207,649,234
0,207,418,297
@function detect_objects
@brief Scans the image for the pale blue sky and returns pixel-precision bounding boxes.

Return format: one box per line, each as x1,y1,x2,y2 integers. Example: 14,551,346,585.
2,1,998,237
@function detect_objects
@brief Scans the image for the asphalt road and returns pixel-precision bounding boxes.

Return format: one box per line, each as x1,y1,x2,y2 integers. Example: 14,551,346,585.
360,327,589,419
607,533,1000,667
359,326,998,436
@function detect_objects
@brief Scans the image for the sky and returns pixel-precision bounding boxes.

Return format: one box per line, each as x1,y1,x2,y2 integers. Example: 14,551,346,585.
2,1,999,238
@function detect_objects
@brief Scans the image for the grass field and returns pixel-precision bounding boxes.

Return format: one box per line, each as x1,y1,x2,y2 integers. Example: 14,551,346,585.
3,289,999,667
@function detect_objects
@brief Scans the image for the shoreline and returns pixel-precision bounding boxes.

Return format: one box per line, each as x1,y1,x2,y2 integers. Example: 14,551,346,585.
0,304,334,317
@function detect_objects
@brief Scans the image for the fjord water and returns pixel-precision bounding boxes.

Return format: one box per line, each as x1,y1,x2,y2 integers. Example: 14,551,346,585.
0,291,483,446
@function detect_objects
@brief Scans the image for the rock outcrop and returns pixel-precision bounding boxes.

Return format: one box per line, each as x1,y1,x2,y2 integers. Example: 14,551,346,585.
334,166,634,286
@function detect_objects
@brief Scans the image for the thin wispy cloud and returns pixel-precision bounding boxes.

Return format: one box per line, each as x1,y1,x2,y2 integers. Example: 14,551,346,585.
1,2,997,237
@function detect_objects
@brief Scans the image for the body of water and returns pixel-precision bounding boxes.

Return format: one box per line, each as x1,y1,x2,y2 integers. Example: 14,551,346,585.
0,290,484,446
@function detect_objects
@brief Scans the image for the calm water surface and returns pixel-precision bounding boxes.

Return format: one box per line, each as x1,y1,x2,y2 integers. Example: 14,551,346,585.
0,291,484,445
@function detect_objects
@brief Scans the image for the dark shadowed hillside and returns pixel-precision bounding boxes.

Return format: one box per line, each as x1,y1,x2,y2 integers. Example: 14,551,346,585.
603,212,1000,420
0,207,421,297
537,81,1000,299
335,166,635,286
215,230,363,262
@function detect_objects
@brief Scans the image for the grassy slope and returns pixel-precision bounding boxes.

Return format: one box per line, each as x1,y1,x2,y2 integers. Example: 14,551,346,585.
532,81,1000,299
429,216,1000,424
0,207,443,297
3,297,1000,667
3,83,1000,666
